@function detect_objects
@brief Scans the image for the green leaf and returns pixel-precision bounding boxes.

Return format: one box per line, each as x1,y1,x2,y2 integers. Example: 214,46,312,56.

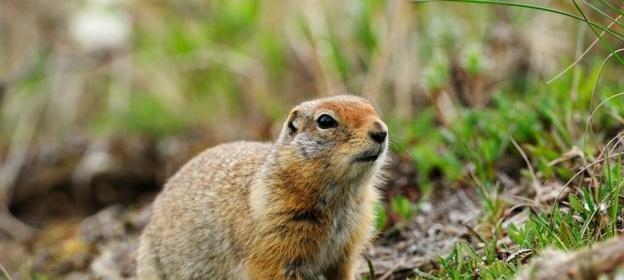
558,217,574,247
568,194,586,214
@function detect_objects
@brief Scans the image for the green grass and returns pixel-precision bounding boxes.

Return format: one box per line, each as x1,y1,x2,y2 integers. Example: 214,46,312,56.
398,61,624,278
405,59,624,277
405,1,624,278
427,169,624,279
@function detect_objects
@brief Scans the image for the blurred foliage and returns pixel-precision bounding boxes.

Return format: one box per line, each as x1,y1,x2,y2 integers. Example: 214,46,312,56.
1,0,624,279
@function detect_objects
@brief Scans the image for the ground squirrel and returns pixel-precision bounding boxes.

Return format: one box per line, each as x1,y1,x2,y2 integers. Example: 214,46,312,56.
137,95,389,280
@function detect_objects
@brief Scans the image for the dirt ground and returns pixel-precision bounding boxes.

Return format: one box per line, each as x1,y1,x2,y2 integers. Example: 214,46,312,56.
0,153,483,280
1,191,481,280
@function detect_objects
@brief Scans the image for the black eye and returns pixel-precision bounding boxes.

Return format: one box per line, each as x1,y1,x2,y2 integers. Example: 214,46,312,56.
316,114,337,129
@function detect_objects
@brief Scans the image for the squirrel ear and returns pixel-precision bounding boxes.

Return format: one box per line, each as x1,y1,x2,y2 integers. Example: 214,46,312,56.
286,109,301,136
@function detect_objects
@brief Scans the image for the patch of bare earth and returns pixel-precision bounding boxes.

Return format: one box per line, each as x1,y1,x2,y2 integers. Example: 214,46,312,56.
1,190,480,280
361,188,480,279
0,154,483,279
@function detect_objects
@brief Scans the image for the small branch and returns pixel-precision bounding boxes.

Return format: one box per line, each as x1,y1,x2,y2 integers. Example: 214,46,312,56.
517,237,624,280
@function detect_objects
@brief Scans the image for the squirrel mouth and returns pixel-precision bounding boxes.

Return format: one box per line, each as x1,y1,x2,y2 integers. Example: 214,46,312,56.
354,149,382,163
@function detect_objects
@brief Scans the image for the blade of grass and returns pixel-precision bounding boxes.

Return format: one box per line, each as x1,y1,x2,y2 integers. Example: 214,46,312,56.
411,0,624,40
597,0,624,18
0,261,12,280
582,0,624,30
588,92,624,124
531,213,568,249
547,15,622,84
579,191,600,240
511,137,540,194
610,157,622,236
364,255,376,280
588,48,624,113
551,152,624,226
582,48,624,150
589,132,624,205
579,184,621,240
572,0,624,64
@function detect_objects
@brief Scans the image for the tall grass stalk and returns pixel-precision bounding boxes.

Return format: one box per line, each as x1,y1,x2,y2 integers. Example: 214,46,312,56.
412,0,624,41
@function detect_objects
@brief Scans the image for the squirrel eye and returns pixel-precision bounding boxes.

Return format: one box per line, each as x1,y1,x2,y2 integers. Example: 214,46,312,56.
316,114,338,129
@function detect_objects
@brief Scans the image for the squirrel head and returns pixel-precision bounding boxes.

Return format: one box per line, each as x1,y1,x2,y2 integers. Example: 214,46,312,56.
273,95,388,183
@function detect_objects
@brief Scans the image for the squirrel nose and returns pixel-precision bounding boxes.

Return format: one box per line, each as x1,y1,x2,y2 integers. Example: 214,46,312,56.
369,130,387,144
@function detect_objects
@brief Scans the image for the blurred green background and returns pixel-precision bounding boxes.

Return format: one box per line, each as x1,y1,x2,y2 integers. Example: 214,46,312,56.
1,0,624,279
1,0,620,206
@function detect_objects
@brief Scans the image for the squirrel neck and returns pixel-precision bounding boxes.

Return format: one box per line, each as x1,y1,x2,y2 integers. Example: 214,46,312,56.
249,144,376,222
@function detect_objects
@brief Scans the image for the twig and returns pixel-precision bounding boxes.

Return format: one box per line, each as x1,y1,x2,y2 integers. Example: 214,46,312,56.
378,259,403,280
511,138,541,194
516,237,624,280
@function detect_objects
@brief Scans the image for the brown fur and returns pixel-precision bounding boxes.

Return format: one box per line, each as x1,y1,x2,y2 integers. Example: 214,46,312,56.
137,95,389,280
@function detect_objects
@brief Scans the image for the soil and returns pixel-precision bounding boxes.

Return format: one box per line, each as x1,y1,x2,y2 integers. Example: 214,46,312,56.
0,141,482,280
